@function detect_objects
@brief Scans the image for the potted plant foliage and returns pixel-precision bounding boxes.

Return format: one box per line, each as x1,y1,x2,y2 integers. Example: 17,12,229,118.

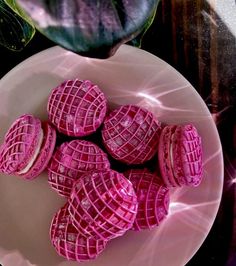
0,0,159,58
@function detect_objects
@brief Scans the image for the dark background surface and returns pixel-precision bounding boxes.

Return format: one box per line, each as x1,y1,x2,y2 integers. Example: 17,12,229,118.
0,1,236,266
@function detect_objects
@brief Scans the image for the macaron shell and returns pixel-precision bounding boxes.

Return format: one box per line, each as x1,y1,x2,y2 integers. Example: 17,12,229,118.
68,170,138,241
158,125,180,187
50,203,107,262
48,140,111,197
0,143,6,173
158,124,203,187
124,169,169,231
173,124,203,187
102,105,162,165
20,122,56,180
47,79,107,137
0,114,42,174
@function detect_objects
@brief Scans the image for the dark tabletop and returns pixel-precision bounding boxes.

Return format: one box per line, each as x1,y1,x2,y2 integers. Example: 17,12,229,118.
0,1,236,266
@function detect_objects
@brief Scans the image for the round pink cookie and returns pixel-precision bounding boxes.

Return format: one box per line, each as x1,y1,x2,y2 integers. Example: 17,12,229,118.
48,140,110,197
124,169,169,231
158,124,203,187
47,79,107,137
68,169,138,241
102,105,162,165
20,122,56,180
0,116,56,180
50,203,107,262
0,114,41,174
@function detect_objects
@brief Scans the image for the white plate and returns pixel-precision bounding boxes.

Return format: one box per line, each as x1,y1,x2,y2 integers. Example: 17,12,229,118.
0,45,223,266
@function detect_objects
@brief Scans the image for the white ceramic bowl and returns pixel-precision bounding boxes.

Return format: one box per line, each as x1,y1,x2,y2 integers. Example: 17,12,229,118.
0,45,223,266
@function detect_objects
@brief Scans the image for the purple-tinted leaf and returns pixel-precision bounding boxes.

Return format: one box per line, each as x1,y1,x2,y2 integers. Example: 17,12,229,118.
16,0,159,58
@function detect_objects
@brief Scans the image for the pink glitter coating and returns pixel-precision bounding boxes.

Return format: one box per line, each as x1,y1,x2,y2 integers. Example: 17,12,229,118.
102,105,162,165
68,169,138,241
0,114,42,175
50,203,107,262
158,124,203,187
47,79,107,137
48,140,110,197
124,168,170,231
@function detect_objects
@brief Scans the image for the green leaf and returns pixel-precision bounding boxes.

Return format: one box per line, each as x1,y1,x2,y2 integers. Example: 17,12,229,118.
4,0,34,26
15,0,160,58
0,0,35,51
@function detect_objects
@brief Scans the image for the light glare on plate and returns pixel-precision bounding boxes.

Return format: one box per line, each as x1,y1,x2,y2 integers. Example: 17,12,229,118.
137,92,162,105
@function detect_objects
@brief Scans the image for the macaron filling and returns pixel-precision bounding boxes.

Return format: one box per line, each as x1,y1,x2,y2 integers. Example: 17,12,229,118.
169,130,180,186
169,133,175,178
17,129,44,174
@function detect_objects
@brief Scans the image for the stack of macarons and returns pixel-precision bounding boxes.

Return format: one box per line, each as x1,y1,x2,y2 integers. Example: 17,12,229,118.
0,78,203,263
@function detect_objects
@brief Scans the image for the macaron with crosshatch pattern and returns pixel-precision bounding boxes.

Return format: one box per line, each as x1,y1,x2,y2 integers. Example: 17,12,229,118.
47,79,107,137
48,139,110,197
124,168,169,231
0,114,56,180
50,203,107,262
158,124,203,187
68,169,138,241
102,105,162,165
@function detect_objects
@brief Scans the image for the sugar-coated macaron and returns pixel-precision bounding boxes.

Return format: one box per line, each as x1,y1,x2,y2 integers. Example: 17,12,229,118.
68,169,138,241
50,203,107,262
47,79,107,137
158,124,203,187
48,140,110,197
124,168,169,231
0,114,56,180
102,105,162,165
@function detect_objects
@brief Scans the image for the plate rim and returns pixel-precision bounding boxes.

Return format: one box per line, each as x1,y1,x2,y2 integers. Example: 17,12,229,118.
0,44,224,266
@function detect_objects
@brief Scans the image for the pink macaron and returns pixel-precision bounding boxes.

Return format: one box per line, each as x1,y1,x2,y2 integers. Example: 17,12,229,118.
47,79,107,137
68,169,138,241
158,124,203,187
102,105,162,165
50,203,107,262
48,139,110,197
0,114,56,180
124,168,169,231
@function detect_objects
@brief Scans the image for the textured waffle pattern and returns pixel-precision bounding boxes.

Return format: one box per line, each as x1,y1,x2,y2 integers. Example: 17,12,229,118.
21,122,56,180
158,124,203,187
47,79,107,137
175,124,203,186
102,105,161,164
68,169,138,241
50,203,107,262
124,169,169,231
48,140,110,197
0,114,41,174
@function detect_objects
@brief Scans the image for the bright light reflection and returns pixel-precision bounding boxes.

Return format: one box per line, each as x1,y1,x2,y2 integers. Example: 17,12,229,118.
203,147,222,166
169,202,191,215
225,154,236,188
169,200,219,215
137,92,162,105
137,89,197,113
231,178,236,184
